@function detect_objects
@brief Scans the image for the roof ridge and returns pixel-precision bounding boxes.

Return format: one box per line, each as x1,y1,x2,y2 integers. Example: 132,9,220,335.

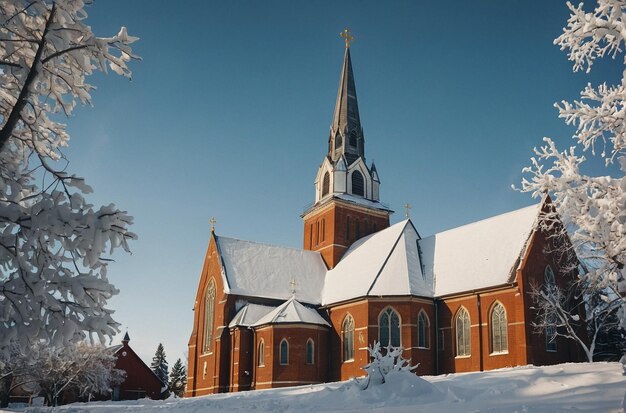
365,220,409,296
421,202,540,239
217,235,323,255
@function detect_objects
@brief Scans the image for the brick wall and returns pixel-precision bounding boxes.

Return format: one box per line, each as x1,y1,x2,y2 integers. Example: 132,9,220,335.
303,200,390,268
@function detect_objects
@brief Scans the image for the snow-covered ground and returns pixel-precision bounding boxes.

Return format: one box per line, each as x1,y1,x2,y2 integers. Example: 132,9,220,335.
4,362,625,413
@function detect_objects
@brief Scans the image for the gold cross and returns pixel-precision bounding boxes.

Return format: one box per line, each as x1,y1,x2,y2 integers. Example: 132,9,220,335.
289,278,297,295
209,217,217,232
340,28,355,49
404,203,412,219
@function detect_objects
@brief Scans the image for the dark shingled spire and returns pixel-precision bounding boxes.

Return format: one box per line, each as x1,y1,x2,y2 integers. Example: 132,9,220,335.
123,331,130,343
328,40,364,165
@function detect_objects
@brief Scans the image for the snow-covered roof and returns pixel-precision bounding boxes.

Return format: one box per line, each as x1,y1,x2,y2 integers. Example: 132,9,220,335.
334,193,392,212
322,220,432,305
216,236,327,305
420,203,540,296
228,303,276,328
251,297,330,327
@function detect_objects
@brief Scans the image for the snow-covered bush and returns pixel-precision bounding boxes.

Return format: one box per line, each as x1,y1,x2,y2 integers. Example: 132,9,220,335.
0,0,139,350
6,341,124,406
359,341,418,389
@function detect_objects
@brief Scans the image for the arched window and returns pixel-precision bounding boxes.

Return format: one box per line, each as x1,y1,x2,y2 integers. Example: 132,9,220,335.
342,314,355,361
455,307,471,357
279,339,289,365
351,171,364,197
379,307,401,347
322,172,330,197
335,134,343,149
490,303,508,353
417,310,429,349
306,339,314,364
203,279,216,353
545,265,556,286
349,130,357,147
258,339,265,366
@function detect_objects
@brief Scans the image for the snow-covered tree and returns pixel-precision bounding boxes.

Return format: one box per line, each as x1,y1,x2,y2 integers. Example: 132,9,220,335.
151,343,169,395
0,0,139,350
168,358,186,398
519,0,626,357
359,341,418,390
12,341,123,406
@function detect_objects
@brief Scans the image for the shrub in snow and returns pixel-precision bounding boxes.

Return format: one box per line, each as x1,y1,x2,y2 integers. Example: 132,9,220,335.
359,341,418,389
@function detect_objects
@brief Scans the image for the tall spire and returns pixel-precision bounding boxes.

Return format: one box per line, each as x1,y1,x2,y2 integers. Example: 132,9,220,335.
329,29,364,165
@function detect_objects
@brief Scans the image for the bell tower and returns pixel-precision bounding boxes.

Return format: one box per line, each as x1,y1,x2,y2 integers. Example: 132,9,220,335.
302,29,392,269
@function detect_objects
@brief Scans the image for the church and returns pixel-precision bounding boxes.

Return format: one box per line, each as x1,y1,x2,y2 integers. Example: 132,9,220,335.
185,31,584,396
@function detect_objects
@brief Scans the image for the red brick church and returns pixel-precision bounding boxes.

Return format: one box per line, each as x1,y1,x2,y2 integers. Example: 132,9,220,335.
185,31,583,396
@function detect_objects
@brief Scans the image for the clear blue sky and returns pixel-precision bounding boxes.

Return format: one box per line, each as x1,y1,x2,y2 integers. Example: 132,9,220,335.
61,1,621,365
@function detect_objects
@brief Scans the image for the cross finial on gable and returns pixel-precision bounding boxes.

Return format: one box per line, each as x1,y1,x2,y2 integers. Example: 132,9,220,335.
289,278,297,295
209,217,217,233
404,203,412,219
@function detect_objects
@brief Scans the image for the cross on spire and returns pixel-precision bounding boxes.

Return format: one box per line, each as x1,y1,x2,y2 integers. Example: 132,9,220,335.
404,203,412,219
209,217,217,232
340,28,354,49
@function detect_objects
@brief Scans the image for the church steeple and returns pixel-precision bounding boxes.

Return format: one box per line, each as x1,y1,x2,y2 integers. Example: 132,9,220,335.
302,29,392,269
329,29,364,165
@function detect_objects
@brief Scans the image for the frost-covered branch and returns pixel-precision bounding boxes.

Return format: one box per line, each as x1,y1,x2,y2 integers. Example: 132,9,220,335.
0,0,139,351
520,0,626,355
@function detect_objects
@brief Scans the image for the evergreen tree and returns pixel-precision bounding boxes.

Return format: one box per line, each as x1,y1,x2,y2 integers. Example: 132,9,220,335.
168,358,187,397
150,343,169,393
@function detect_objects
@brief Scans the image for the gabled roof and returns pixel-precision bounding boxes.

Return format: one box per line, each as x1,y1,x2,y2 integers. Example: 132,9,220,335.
228,303,276,328
322,220,431,305
419,203,540,296
251,297,330,327
216,236,327,305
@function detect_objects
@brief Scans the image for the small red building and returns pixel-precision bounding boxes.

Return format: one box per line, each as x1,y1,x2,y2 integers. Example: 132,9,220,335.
110,333,165,400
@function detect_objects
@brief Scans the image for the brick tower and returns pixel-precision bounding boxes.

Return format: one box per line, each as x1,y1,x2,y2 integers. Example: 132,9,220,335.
302,29,392,269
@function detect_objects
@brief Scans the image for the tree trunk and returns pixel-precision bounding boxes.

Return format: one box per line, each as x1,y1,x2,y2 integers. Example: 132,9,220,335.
0,3,56,152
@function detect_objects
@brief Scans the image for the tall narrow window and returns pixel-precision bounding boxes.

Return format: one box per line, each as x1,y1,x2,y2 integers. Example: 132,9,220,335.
349,130,357,147
322,172,330,197
306,339,315,364
417,311,429,348
355,219,360,239
546,325,557,352
455,307,471,357
203,279,216,353
321,219,325,242
335,134,343,149
351,171,364,196
342,315,355,361
258,339,265,366
490,303,508,353
545,265,556,286
346,216,351,241
279,339,289,365
544,265,558,352
379,307,401,347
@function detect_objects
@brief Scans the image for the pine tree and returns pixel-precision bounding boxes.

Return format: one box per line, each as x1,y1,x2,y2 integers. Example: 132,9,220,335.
150,343,169,394
168,358,187,397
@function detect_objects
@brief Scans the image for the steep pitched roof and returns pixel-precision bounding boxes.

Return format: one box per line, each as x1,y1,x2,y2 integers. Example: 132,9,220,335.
215,236,327,305
228,303,276,328
322,220,431,305
419,203,540,296
251,297,330,327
